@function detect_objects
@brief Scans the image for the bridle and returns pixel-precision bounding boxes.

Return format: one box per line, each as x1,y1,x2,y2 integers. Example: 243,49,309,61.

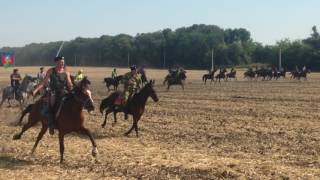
72,89,93,107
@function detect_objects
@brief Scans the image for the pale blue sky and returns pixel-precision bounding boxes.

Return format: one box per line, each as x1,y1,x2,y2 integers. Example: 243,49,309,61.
1,0,319,47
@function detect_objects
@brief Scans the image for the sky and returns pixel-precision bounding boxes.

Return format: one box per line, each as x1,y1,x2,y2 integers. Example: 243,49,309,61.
0,0,319,48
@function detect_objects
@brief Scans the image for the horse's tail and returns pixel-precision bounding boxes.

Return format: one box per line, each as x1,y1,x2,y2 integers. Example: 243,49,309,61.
18,104,33,126
99,92,118,114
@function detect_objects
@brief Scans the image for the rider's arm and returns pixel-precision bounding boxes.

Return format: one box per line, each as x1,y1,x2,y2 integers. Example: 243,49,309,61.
33,68,52,95
66,71,73,91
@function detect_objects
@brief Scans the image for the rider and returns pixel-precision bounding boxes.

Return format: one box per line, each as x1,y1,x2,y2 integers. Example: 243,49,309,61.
10,68,22,98
32,56,73,135
302,65,307,72
111,68,117,79
75,69,84,83
121,65,141,119
138,66,145,76
37,67,46,82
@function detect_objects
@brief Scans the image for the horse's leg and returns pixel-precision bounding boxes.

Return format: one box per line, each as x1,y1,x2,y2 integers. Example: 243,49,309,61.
101,108,113,128
31,125,48,154
79,127,98,157
181,83,184,90
133,116,141,137
13,115,38,140
167,84,170,91
112,111,117,127
0,97,5,108
8,98,12,107
124,119,136,137
59,132,65,163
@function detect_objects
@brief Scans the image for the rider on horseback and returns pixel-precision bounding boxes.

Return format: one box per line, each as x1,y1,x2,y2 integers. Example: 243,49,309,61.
74,69,84,84
121,65,141,120
32,56,73,135
111,68,117,79
10,68,22,98
37,67,46,82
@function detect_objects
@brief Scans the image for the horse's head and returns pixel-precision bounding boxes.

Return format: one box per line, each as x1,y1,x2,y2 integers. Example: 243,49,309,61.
74,77,95,112
143,80,159,102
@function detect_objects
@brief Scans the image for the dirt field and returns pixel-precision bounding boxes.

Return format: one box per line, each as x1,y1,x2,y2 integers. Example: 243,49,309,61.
1,67,320,179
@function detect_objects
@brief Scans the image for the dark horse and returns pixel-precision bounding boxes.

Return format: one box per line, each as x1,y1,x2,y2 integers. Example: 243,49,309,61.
13,77,97,163
103,75,123,91
290,69,311,80
163,71,187,90
215,68,227,83
202,69,217,84
226,70,237,81
99,80,159,137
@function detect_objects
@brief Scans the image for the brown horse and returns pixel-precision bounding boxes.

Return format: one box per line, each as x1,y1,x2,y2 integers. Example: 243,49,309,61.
100,80,159,137
13,77,97,163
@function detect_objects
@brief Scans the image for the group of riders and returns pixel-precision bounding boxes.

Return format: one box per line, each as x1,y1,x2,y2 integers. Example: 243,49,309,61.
8,57,148,135
244,65,309,80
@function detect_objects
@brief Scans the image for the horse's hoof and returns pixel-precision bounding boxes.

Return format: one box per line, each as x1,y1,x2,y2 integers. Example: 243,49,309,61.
124,133,129,137
101,124,105,128
111,123,116,127
92,147,98,157
13,134,21,140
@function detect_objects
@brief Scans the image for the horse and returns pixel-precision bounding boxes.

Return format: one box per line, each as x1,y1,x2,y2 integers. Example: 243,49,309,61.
215,68,227,83
0,75,35,109
244,70,255,80
273,69,286,80
290,69,311,80
100,80,159,137
226,70,237,81
163,71,187,90
13,77,97,163
202,69,217,84
103,75,123,91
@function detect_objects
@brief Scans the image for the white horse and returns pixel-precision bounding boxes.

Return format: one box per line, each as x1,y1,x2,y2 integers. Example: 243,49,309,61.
0,75,36,109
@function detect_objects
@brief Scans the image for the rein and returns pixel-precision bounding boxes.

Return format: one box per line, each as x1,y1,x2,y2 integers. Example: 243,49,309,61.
71,90,92,107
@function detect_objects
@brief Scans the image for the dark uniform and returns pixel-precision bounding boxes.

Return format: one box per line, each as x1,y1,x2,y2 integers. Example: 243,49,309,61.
10,69,22,97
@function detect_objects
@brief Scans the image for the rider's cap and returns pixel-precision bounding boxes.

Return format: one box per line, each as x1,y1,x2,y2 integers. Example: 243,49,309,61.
54,56,64,62
130,65,137,71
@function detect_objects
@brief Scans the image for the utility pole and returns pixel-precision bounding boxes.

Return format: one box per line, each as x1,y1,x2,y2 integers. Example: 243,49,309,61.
279,47,282,70
211,48,214,71
127,52,130,67
163,51,166,68
74,54,77,66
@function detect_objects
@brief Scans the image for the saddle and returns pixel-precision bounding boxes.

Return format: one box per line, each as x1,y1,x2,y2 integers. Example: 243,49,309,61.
40,92,68,119
114,93,126,107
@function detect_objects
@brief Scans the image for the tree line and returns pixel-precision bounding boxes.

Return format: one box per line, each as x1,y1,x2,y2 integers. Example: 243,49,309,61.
1,24,320,70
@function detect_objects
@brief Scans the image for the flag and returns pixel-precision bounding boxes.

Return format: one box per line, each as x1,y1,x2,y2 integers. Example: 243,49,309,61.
1,52,15,68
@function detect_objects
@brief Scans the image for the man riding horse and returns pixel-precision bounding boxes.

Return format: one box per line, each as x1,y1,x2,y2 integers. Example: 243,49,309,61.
119,65,142,120
32,56,73,135
10,68,22,98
